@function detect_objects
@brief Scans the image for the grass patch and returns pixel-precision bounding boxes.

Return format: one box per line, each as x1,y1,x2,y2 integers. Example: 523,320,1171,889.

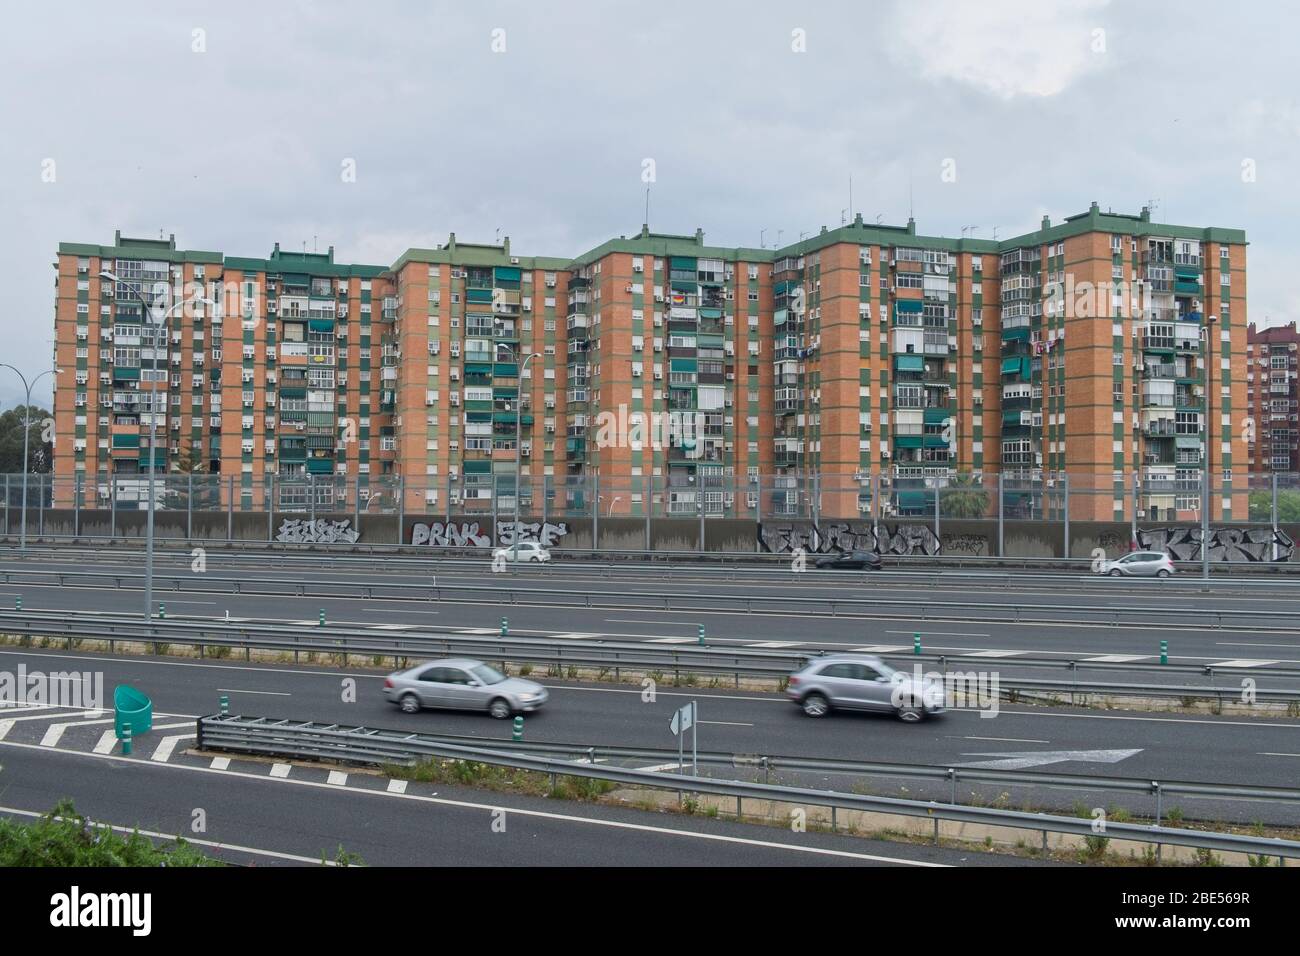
0,800,221,867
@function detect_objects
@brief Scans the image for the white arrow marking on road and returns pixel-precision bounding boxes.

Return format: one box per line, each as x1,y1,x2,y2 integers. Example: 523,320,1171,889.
955,748,1143,771
40,714,112,747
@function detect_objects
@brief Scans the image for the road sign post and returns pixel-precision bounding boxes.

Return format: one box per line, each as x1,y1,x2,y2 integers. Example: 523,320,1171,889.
670,701,698,777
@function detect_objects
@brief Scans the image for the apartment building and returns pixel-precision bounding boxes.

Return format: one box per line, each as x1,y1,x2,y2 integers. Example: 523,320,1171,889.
52,204,1247,521
1246,321,1300,473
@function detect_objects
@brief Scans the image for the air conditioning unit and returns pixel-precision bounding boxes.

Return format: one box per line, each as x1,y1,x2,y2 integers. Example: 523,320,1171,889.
632,263,643,273
632,366,642,377
654,293,664,302
625,284,634,293
545,279,556,288
450,394,460,405
725,372,735,380
510,257,520,265
653,369,662,380
295,422,306,431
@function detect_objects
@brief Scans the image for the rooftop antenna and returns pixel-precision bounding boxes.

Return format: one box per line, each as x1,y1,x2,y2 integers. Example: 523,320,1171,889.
495,227,501,244
777,229,783,247
760,228,766,249
992,227,999,240
908,171,914,220
849,175,853,221
841,208,848,225
313,234,318,253
875,214,883,224
645,186,650,228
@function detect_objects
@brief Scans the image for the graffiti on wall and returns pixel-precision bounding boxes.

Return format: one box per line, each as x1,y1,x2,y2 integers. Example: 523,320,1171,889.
758,522,945,557
407,520,572,549
275,518,360,545
497,521,569,548
1136,526,1295,562
410,521,491,548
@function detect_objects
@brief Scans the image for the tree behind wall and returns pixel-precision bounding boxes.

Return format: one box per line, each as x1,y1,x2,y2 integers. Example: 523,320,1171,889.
0,405,53,474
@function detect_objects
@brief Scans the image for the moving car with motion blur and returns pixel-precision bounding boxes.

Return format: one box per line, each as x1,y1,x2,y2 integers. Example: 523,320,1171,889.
785,654,944,722
1099,550,1175,578
813,549,883,571
491,541,552,563
383,658,548,718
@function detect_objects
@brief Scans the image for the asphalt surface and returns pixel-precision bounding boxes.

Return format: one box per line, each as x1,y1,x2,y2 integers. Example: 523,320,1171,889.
0,731,1048,867
3,645,1298,827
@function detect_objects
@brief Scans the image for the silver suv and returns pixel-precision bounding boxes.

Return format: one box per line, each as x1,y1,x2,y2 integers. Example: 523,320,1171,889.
786,654,945,722
383,658,549,719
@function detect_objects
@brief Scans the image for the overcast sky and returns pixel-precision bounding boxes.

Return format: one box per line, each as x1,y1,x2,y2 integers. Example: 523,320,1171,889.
2,0,1297,409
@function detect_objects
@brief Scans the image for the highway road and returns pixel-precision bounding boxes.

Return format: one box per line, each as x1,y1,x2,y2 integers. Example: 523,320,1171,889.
3,644,1298,827
4,553,1300,669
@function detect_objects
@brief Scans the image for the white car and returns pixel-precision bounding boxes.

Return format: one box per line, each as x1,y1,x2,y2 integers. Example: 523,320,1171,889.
492,541,551,563
1100,550,1175,577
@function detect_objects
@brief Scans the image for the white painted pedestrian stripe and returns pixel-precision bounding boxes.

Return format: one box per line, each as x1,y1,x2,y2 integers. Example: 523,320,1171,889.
150,734,194,763
962,650,1026,658
269,763,292,778
41,715,113,748
387,779,408,794
210,756,231,770
1207,659,1280,668
552,632,601,640
850,645,909,653
327,770,348,786
748,641,802,648
1083,654,1150,663
647,637,693,644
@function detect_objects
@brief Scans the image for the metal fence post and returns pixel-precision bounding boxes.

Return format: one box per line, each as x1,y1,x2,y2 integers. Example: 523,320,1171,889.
227,475,234,541
353,473,360,531
74,478,81,539
1062,473,1070,560
1273,472,1280,562
1131,472,1139,548
645,474,652,550
872,472,880,540
2,474,7,537
397,476,405,545
187,473,193,542
997,472,1004,557
934,474,941,541
110,477,117,539
593,470,600,551
1202,466,1210,580
38,473,45,537
446,472,452,525
267,474,275,540
309,474,316,525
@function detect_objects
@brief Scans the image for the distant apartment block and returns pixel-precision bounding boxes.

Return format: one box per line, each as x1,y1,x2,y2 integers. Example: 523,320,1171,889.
52,203,1248,521
1246,321,1300,473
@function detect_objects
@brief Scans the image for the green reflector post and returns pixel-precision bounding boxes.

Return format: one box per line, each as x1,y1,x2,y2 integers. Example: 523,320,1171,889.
914,633,922,655
512,715,523,741
1160,640,1168,665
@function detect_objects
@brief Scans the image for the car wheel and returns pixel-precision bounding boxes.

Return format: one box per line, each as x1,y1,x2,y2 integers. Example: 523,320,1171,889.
1108,568,1122,577
488,698,512,719
1157,569,1171,578
896,705,923,723
801,693,830,718
399,694,421,714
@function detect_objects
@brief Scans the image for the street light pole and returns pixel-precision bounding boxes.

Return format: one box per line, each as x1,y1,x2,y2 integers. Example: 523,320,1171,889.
100,270,214,619
0,364,57,552
514,351,542,554
1202,314,1218,580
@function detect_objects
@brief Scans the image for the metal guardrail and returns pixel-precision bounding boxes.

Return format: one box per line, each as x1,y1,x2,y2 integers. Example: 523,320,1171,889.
1,566,1297,631
194,714,1300,861
3,610,1300,703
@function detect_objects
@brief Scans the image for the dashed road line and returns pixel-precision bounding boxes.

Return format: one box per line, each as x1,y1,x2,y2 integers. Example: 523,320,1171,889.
748,641,803,648
1082,655,1150,663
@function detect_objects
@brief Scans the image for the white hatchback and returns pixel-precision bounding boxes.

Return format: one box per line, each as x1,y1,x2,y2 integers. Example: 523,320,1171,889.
492,541,552,563
1100,550,1175,577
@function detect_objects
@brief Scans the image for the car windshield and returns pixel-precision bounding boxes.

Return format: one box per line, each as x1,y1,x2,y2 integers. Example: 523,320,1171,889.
468,663,506,685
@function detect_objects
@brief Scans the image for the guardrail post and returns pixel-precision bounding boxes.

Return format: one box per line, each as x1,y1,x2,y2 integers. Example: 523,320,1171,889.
948,768,957,805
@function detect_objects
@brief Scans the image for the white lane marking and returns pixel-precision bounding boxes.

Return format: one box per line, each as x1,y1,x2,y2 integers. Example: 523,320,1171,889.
886,630,990,638
552,632,602,640
605,619,676,625
217,687,291,696
1258,752,1300,758
151,734,194,763
371,624,418,630
0,805,343,867
387,779,408,793
327,770,348,786
698,720,754,727
1206,659,1280,668
636,762,686,773
210,756,231,770
850,645,909,652
269,763,292,778
92,730,118,754
647,637,693,644
0,739,950,867
748,641,803,648
458,628,499,635
0,703,80,716
962,650,1026,658
1082,655,1150,663
960,736,1050,744
41,716,113,747
1216,642,1300,649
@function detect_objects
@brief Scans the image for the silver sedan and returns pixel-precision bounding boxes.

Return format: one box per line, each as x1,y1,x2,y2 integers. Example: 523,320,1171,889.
383,658,549,719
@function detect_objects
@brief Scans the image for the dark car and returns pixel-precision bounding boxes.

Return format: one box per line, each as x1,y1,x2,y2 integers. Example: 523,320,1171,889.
814,549,882,571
